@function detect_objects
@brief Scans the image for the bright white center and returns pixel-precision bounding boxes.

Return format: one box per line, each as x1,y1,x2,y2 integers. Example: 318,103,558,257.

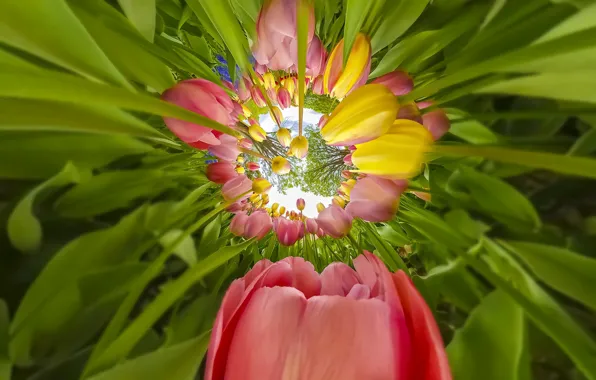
259,107,332,218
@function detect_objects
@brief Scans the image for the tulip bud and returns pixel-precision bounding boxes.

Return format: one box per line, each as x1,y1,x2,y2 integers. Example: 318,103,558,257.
229,211,249,236
252,178,272,194
251,86,267,108
272,156,291,175
371,70,414,96
274,217,302,246
306,218,318,234
346,176,407,222
261,193,270,204
321,84,398,146
241,103,252,118
263,72,276,89
318,114,329,129
289,136,308,159
276,127,292,148
271,202,279,211
238,77,253,103
316,202,325,213
311,75,324,95
279,206,286,215
418,101,450,141
332,195,346,208
208,135,240,162
269,106,283,125
237,156,245,164
306,36,327,77
267,87,279,106
248,124,267,142
323,33,371,99
352,119,433,179
341,170,352,179
244,210,273,240
277,87,292,109
343,153,353,166
282,77,296,96
317,205,353,238
239,138,253,150
222,175,253,201
296,198,305,211
236,166,245,174
249,193,261,203
246,162,260,171
206,162,238,184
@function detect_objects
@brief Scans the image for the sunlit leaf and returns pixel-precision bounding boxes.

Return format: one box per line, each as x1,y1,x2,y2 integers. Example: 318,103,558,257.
370,0,430,54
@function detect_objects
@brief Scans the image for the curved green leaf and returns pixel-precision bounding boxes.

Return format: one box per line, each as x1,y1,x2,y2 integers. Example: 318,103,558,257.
116,0,156,42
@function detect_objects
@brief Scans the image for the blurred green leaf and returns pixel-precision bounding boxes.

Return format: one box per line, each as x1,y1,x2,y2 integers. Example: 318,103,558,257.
117,0,156,42
569,128,596,155
448,119,502,144
165,295,219,346
88,334,209,380
0,132,152,180
447,290,531,380
501,240,596,311
537,1,596,43
8,162,81,253
0,0,130,87
9,207,150,365
0,98,164,138
446,166,541,231
443,209,490,241
370,0,430,54
0,300,10,380
434,144,596,180
54,170,173,218
377,223,410,247
360,222,408,271
160,230,197,267
343,0,375,64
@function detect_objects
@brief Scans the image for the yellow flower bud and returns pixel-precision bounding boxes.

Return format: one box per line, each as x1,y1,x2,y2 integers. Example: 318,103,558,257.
272,156,291,175
333,195,346,208
271,203,279,211
276,127,292,147
289,136,308,159
236,166,245,174
316,202,325,213
324,33,371,99
269,106,283,125
242,104,252,118
248,124,267,142
252,178,272,194
263,72,276,89
237,156,245,164
279,206,286,215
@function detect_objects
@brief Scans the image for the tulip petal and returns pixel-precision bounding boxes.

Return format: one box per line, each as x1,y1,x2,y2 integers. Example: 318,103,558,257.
393,271,452,380
282,296,397,380
225,287,307,380
281,256,322,298
320,262,361,296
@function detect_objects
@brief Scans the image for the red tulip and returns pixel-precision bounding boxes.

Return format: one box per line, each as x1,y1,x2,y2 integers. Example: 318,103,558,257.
222,175,252,201
205,252,451,380
209,134,240,162
418,101,450,141
346,176,407,222
252,0,315,71
244,210,273,239
277,87,292,109
229,211,249,236
316,204,352,238
239,138,253,150
162,79,235,147
371,70,414,96
207,162,239,184
246,162,260,171
274,217,302,246
306,36,327,77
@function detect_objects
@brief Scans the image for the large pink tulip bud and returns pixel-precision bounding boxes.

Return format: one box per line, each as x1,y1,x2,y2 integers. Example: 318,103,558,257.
222,175,252,201
206,162,238,184
208,134,240,162
418,101,450,141
250,86,267,108
316,204,352,238
252,0,315,71
277,87,292,109
305,218,318,234
371,70,414,96
205,252,451,380
244,210,273,239
237,76,253,102
345,176,408,222
162,78,235,147
306,36,327,77
229,211,249,236
273,216,302,246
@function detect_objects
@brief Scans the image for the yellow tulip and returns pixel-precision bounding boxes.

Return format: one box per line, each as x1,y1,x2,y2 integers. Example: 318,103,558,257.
271,202,280,211
249,193,261,203
261,193,270,204
316,202,325,213
339,179,356,197
269,106,284,125
237,156,245,164
236,166,245,174
289,136,308,159
321,84,398,146
263,72,276,89
276,127,292,147
279,206,286,215
324,33,371,99
352,119,433,179
333,195,346,208
282,77,296,97
242,104,252,118
248,124,267,142
271,156,291,175
252,178,272,194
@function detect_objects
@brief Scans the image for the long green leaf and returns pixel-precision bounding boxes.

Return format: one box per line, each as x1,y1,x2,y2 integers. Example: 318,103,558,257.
0,300,10,380
434,144,596,179
117,0,156,42
343,0,374,64
370,0,430,54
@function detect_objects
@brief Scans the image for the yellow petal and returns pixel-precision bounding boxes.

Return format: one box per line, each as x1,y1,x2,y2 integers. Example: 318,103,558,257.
332,33,371,99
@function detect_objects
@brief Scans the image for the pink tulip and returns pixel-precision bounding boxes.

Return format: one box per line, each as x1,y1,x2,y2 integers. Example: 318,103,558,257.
237,76,253,102
239,138,253,150
206,162,239,184
371,70,414,96
222,175,252,201
296,198,305,211
251,86,267,108
226,200,245,213
306,218,318,234
317,114,329,129
209,134,240,162
266,87,279,105
274,217,302,246
277,87,292,109
316,205,352,238
341,170,352,179
255,63,268,75
311,75,324,95
162,79,235,147
316,228,325,238
397,102,422,124
306,37,327,77
252,0,315,71
205,252,451,380
244,210,273,239
229,211,249,236
418,101,450,141
345,176,407,222
343,153,353,166
246,162,260,171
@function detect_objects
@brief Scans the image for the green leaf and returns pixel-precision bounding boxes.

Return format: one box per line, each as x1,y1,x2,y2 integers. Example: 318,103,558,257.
0,0,130,88
160,230,197,267
447,290,530,380
87,334,209,380
54,170,172,218
165,295,219,346
0,98,164,138
536,1,596,43
476,73,596,104
343,0,375,64
70,0,174,92
370,0,430,54
8,162,81,253
0,66,236,136
446,166,541,231
443,209,490,241
0,300,10,380
569,127,596,155
9,207,150,365
377,224,410,247
479,238,596,380
434,144,596,180
0,132,152,180
448,119,502,144
500,240,596,311
117,0,156,42
360,222,408,272
89,239,255,375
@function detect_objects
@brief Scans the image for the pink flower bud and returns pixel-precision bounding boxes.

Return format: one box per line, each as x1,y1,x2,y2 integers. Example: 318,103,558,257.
229,211,248,236
277,87,292,109
274,217,302,246
345,176,407,222
244,210,273,240
418,101,450,141
222,175,252,201
316,205,353,238
371,70,414,96
206,162,239,184
208,134,240,162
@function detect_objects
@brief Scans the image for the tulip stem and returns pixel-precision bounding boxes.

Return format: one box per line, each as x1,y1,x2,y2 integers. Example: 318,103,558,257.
406,185,430,193
240,147,271,162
